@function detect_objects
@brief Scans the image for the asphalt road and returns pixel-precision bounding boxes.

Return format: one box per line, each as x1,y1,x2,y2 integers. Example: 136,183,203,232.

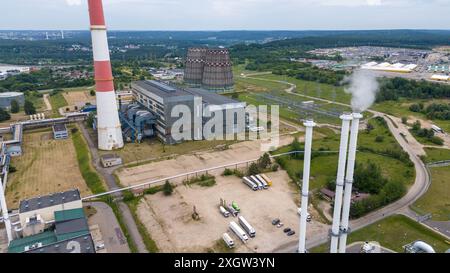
240,74,433,253
78,122,148,253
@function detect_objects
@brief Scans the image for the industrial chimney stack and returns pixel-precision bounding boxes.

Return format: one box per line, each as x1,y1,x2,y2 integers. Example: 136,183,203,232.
87,0,124,150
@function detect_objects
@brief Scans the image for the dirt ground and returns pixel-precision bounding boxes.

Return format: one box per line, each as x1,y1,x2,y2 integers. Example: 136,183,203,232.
136,170,329,253
5,130,91,208
63,90,96,108
118,135,297,187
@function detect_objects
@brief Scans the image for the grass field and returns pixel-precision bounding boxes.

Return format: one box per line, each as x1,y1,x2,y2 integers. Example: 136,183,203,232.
48,92,68,117
6,129,91,208
273,118,414,190
423,148,450,163
62,88,96,107
310,214,450,253
413,166,450,221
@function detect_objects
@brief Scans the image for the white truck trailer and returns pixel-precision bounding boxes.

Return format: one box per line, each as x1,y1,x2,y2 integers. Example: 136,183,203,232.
219,206,230,217
238,216,256,237
222,233,235,248
229,221,248,243
226,204,239,217
255,174,268,189
250,175,263,189
242,177,258,191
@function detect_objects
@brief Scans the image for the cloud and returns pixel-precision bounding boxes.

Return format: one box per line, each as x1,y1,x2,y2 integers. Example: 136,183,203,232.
66,0,82,6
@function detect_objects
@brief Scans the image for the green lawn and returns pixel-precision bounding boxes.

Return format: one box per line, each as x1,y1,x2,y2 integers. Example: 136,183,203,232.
423,148,450,163
310,214,450,253
48,92,68,117
414,166,450,221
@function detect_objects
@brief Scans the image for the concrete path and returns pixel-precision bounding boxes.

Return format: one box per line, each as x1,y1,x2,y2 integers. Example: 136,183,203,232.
78,122,148,253
43,94,52,111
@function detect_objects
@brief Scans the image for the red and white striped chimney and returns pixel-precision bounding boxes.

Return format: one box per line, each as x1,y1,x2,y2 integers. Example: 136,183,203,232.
88,0,124,150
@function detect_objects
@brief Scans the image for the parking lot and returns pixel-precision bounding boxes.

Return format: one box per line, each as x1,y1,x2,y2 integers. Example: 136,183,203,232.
136,170,329,253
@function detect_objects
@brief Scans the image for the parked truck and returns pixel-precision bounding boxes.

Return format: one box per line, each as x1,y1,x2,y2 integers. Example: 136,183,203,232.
226,204,239,217
260,174,272,186
242,177,258,191
219,206,230,217
232,201,241,212
250,175,263,189
255,175,268,189
222,233,235,248
229,221,248,243
238,216,256,238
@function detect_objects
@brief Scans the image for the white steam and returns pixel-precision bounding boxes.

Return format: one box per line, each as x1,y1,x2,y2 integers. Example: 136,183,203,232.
344,69,379,112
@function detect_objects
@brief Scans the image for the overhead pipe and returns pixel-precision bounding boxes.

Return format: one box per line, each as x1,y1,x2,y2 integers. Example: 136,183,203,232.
339,113,363,253
298,120,316,253
329,113,353,253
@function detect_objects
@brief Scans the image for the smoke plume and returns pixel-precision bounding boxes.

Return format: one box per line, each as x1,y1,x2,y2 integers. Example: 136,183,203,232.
343,69,379,112
66,0,82,6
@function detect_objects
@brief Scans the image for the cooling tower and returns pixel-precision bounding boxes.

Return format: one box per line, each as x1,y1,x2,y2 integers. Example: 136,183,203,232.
88,0,124,150
184,47,234,90
184,47,207,86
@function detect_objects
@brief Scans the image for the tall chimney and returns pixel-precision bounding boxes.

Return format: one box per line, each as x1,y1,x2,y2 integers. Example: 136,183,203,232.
338,112,363,253
88,0,124,150
0,179,12,244
330,113,353,253
298,119,316,253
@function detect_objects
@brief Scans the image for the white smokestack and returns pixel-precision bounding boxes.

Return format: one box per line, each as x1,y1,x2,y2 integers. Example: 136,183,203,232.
0,179,12,244
344,70,379,112
330,113,353,253
338,112,363,253
298,119,316,253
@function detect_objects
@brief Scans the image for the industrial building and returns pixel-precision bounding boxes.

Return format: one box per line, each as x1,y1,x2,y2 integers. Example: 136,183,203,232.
361,62,418,73
184,47,234,90
52,123,69,140
130,80,246,144
100,154,122,168
0,92,25,110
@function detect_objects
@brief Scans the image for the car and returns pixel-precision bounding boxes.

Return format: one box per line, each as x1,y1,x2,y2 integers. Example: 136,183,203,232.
283,228,292,233
277,222,284,228
272,218,280,225
287,230,296,236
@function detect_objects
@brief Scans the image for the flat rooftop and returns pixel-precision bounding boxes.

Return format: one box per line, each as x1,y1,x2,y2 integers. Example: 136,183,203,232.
185,87,240,106
19,189,81,213
24,234,95,254
133,80,192,99
53,123,67,132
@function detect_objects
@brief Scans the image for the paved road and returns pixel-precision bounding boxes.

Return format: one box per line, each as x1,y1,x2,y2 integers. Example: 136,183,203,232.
78,122,148,253
240,74,433,253
85,202,131,253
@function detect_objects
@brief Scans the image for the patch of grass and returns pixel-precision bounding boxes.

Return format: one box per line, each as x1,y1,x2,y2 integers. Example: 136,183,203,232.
311,215,450,253
72,128,106,194
184,174,217,187
49,91,68,117
414,166,450,221
125,197,160,253
423,148,450,163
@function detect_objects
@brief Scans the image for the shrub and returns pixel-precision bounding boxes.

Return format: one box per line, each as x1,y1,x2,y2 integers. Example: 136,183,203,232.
271,164,279,172
0,108,11,122
375,136,384,143
90,90,96,96
10,100,20,113
163,181,173,196
222,168,234,176
247,163,260,176
257,153,271,170
401,117,408,124
24,100,36,115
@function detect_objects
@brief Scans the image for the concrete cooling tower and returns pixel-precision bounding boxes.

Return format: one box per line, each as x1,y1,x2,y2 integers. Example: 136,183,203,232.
184,47,234,90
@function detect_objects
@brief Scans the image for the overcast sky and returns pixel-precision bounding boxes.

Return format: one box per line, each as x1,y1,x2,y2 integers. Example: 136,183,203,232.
1,0,449,30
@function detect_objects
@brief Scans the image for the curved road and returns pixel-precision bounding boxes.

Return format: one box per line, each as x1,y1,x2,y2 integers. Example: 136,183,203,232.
240,74,432,252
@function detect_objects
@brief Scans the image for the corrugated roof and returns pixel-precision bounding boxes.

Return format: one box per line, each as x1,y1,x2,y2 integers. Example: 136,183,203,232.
54,208,85,223
8,231,57,253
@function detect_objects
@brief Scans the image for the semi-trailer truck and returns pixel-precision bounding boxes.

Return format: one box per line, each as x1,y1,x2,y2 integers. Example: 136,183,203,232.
260,174,272,186
255,175,268,189
250,175,263,189
226,204,239,217
229,221,248,243
242,177,258,191
238,216,256,238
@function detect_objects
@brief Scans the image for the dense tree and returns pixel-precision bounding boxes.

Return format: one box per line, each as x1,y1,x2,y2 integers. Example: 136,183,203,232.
0,108,11,122
10,100,20,113
24,100,36,115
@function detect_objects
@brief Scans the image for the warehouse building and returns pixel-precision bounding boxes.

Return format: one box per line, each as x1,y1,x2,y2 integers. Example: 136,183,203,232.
0,92,25,110
130,80,246,144
52,123,69,140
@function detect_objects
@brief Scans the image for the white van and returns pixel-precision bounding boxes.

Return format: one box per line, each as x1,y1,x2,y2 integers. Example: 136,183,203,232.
222,233,235,248
219,206,230,217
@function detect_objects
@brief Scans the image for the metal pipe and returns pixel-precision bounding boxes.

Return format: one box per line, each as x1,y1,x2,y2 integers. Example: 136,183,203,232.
338,113,362,253
88,0,124,150
298,120,316,253
329,113,353,253
0,178,12,243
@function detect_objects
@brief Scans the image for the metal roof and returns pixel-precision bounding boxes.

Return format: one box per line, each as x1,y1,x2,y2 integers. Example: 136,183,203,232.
19,189,81,213
26,234,95,253
54,208,85,222
133,80,193,99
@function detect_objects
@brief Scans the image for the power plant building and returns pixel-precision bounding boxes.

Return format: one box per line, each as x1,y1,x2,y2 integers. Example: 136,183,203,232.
184,47,234,90
130,80,246,144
